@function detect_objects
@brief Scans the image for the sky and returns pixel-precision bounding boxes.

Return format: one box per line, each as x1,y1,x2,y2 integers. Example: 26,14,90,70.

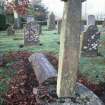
41,0,105,19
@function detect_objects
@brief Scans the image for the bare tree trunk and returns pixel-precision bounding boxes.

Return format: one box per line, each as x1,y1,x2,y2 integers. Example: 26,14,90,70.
57,0,81,97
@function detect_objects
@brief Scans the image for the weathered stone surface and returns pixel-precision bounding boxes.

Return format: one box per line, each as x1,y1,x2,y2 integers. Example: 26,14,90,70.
24,22,40,46
82,25,100,56
29,53,57,84
87,15,95,26
47,12,56,30
49,83,103,105
57,0,81,97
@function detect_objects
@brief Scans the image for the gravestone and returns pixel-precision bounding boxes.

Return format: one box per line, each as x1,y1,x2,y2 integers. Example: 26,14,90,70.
87,15,95,26
57,19,62,34
47,12,56,30
82,25,100,56
29,53,57,84
24,22,40,46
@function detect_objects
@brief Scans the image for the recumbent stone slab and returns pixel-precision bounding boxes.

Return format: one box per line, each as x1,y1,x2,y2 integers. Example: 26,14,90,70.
50,83,103,105
28,53,57,84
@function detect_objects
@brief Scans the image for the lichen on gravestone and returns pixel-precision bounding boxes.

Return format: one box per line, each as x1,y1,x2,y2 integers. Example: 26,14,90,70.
82,25,100,56
24,22,40,46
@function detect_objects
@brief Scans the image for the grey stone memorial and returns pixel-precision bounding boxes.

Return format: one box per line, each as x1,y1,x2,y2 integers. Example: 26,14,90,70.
81,21,85,32
87,15,95,26
82,25,100,56
47,12,56,30
57,19,62,34
24,22,40,46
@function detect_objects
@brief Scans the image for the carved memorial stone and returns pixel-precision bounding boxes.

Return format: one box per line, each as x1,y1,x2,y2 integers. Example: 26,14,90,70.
82,25,100,56
24,22,40,46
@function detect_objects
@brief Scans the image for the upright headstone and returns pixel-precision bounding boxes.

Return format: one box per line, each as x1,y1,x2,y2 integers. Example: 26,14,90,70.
57,19,62,34
82,25,100,56
24,22,40,46
87,15,95,26
47,12,56,30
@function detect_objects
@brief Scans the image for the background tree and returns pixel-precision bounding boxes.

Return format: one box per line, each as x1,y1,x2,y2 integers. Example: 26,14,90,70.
5,0,29,16
27,0,48,22
33,4,48,21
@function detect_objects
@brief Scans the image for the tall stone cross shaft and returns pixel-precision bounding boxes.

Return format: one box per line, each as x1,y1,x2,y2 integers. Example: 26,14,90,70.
57,0,82,97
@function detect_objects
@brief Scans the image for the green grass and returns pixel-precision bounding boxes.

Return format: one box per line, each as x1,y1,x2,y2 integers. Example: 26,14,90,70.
80,57,105,84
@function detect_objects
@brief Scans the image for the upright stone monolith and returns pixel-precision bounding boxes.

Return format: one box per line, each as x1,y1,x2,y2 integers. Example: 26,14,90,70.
87,15,95,26
47,12,56,30
81,21,85,32
57,0,81,97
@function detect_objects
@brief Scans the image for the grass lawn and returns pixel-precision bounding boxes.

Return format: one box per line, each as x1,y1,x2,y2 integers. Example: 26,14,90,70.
0,26,105,104
0,27,59,54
